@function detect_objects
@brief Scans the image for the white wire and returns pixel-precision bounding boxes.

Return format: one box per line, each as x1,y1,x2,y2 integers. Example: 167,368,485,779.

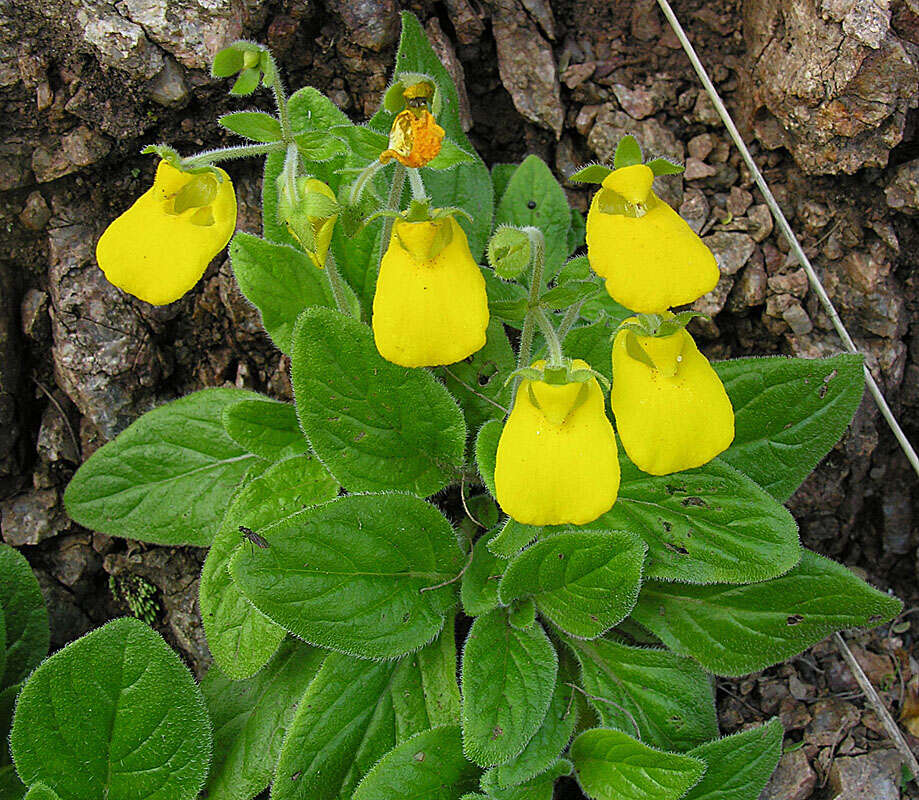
655,0,919,479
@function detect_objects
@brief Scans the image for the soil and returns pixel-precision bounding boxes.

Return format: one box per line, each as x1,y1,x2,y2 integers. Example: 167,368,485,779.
2,0,919,797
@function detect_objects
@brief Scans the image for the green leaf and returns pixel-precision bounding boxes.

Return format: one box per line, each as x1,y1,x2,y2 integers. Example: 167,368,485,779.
0,545,49,689
567,637,718,751
437,319,514,434
564,322,613,382
631,550,902,676
646,158,684,176
371,12,493,261
496,155,571,279
613,135,643,169
0,765,25,799
489,677,578,790
200,453,338,679
488,519,538,559
484,763,569,800
483,270,529,327
202,640,325,800
288,87,351,134
508,599,537,630
475,419,503,497
461,611,557,766
64,388,257,547
428,139,477,170
539,282,599,310
230,492,464,659
329,124,388,160
353,725,481,800
10,618,211,800
595,456,801,584
262,151,298,246
461,535,506,617
219,111,282,142
567,165,612,184
571,728,705,800
492,163,517,205
291,308,466,496
0,683,19,766
22,784,56,800
230,67,261,96
294,131,348,161
567,208,586,255
230,233,335,355
499,531,646,639
684,720,783,800
715,354,865,501
212,46,245,77
222,397,309,462
274,625,458,800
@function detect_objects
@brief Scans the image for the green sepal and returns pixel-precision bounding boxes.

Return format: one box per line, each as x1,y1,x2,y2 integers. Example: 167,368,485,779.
646,157,684,176
613,135,643,168
568,163,613,184
230,67,261,97
488,226,532,280
382,72,443,116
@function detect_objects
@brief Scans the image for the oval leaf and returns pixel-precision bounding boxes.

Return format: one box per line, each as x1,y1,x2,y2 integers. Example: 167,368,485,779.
568,636,718,751
461,611,557,766
461,535,506,617
64,388,257,546
291,308,466,497
0,545,48,689
499,531,646,639
684,719,783,800
475,419,502,497
352,725,481,800
219,111,282,143
10,618,211,800
631,549,903,676
230,492,464,659
571,728,704,800
222,397,310,462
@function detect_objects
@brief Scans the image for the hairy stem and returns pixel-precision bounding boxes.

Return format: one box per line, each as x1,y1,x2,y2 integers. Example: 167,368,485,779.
180,142,284,168
324,252,355,318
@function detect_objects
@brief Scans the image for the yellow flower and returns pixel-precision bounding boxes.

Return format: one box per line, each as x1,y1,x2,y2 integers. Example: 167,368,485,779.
96,160,236,305
372,215,488,367
495,360,620,526
379,109,445,168
611,321,734,475
586,163,718,313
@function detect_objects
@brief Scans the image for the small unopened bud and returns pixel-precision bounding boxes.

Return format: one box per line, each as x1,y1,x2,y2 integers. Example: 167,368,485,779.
278,177,339,268
487,227,531,279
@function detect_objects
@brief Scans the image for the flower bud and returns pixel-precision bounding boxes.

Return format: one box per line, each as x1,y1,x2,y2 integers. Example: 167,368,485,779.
372,216,489,367
495,360,620,526
611,320,734,475
96,160,236,305
487,227,531,279
586,164,718,313
278,177,339,268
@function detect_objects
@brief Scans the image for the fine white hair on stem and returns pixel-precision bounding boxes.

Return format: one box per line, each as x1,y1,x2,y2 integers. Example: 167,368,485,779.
655,0,919,480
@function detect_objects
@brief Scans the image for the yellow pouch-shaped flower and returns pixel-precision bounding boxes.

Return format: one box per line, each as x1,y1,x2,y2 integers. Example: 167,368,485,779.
495,360,620,526
372,216,488,367
611,322,734,475
586,164,718,313
96,160,236,305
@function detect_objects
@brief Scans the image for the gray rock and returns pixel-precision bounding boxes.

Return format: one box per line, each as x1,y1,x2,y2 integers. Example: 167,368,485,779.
704,231,757,276
326,0,399,52
768,268,809,298
679,189,710,234
611,83,659,119
783,302,814,336
76,0,164,78
748,204,774,242
685,157,717,181
0,488,68,546
760,747,817,800
32,126,111,183
729,260,768,310
744,0,918,173
19,191,51,231
693,274,735,317
148,56,188,107
823,247,907,338
491,0,564,137
0,262,20,488
885,157,919,214
827,750,902,800
444,0,485,44
47,201,159,440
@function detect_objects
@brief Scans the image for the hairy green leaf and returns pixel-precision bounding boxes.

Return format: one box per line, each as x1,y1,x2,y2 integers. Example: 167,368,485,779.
231,493,464,659
715,354,865,501
684,720,783,800
292,308,466,496
499,531,645,639
571,728,705,800
64,388,257,546
222,397,309,462
461,535,506,617
10,618,210,800
0,546,48,689
219,111,282,142
488,519,539,559
203,640,325,800
475,419,503,497
631,550,902,676
353,725,481,800
461,611,557,766
496,155,571,279
567,637,718,751
200,453,338,679
230,233,335,355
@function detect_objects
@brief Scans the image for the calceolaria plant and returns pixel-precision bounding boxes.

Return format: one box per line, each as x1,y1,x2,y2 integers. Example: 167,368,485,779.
8,13,901,800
